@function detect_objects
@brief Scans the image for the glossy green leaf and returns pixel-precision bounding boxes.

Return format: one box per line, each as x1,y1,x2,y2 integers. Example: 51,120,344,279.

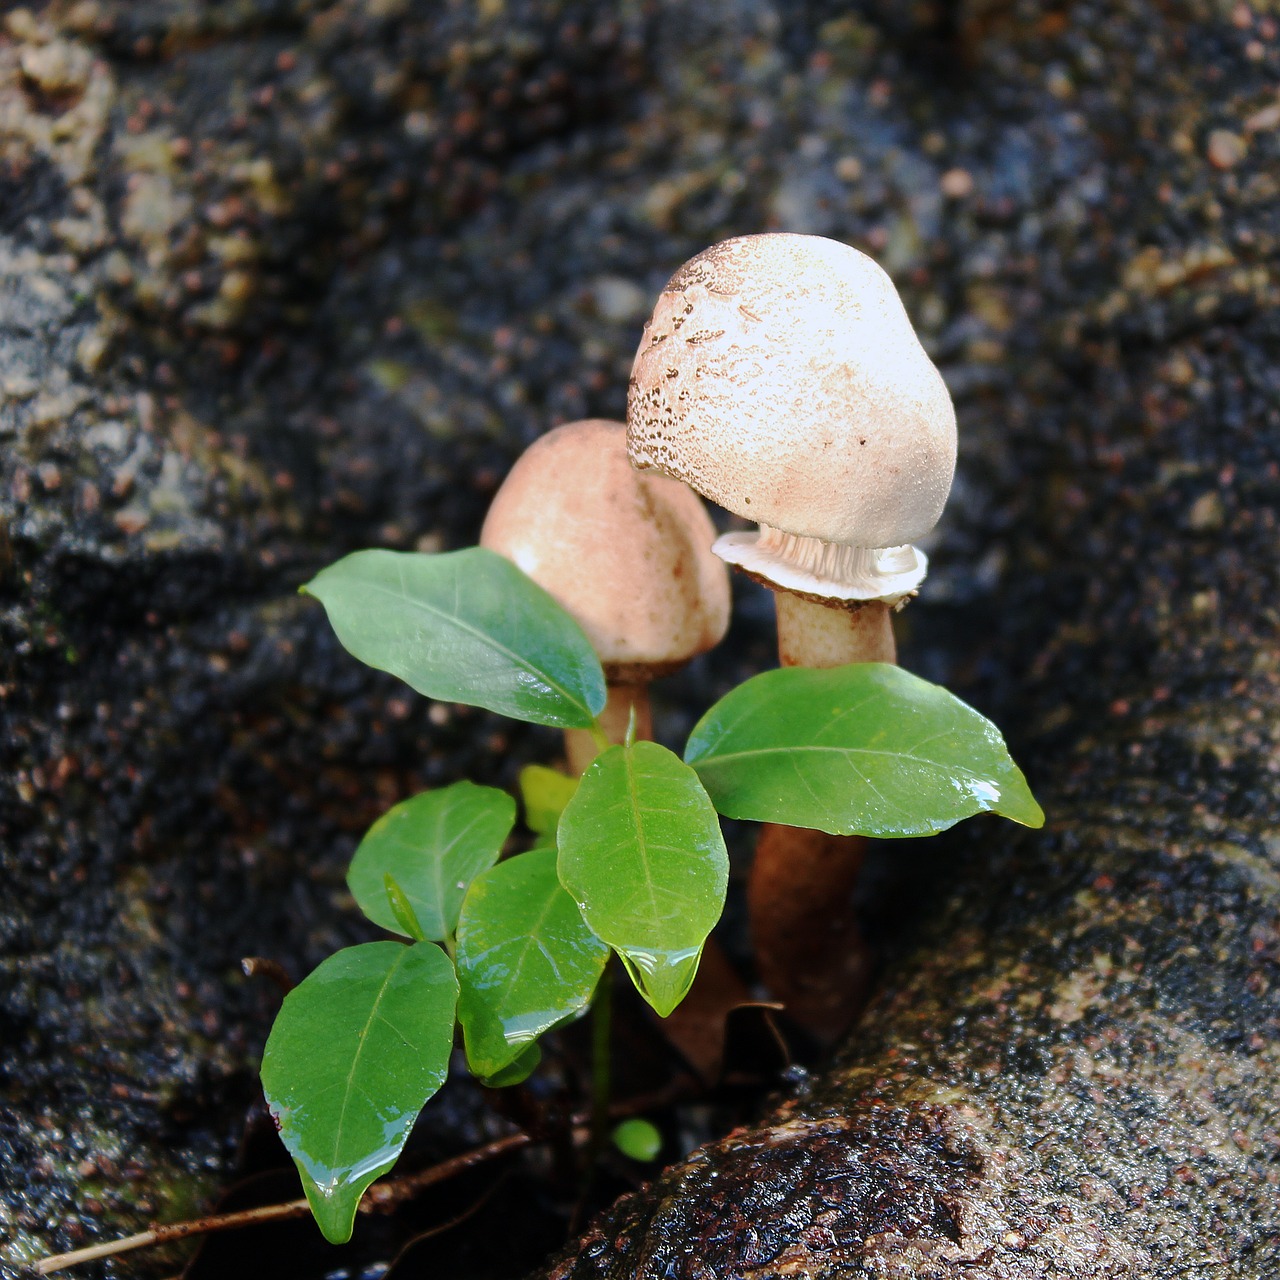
518,764,579,836
685,663,1045,838
456,848,608,1082
384,875,426,942
480,1043,542,1088
557,741,728,1017
613,1118,662,1162
302,547,607,728
348,781,515,941
261,941,458,1244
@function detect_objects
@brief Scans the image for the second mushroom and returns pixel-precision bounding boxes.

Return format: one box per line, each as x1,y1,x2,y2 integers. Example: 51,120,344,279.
480,418,730,774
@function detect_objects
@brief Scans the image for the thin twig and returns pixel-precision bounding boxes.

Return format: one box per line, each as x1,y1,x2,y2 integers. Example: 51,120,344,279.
240,957,294,995
34,1082,693,1275
384,1168,512,1264
35,1201,315,1275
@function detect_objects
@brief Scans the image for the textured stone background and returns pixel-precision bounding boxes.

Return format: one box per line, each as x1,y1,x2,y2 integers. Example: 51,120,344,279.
2,0,1278,1277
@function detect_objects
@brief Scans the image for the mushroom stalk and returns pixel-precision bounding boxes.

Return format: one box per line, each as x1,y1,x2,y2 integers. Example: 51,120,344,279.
773,592,895,668
749,589,891,1039
564,680,652,776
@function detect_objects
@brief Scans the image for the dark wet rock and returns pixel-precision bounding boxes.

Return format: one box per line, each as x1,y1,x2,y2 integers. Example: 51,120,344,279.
3,0,1279,1276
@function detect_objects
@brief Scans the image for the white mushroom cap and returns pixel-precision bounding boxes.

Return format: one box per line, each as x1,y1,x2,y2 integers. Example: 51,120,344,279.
627,234,956,602
480,419,730,680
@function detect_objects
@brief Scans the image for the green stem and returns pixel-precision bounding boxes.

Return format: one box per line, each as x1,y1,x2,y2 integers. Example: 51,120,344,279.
589,959,614,1163
589,718,611,756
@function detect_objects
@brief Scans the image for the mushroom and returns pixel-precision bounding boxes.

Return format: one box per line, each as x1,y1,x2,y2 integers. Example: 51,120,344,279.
627,233,956,1036
481,418,730,774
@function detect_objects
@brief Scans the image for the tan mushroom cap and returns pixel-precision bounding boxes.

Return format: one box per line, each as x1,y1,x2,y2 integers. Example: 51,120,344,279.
627,234,957,555
480,419,730,680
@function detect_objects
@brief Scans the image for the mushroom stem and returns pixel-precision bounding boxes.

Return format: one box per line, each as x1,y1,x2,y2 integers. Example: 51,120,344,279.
564,681,652,776
748,823,869,1033
749,589,892,1040
773,592,896,668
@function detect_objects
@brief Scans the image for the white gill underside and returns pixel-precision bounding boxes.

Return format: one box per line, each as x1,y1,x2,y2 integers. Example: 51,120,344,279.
712,525,928,604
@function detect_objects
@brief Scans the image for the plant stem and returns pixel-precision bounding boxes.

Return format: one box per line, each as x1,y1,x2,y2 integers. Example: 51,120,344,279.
590,959,614,1164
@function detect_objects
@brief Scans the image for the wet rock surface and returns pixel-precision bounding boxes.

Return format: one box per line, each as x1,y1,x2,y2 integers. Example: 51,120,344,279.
2,0,1278,1277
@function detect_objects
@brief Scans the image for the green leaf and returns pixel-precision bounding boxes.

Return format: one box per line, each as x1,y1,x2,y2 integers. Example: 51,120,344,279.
348,781,515,941
685,663,1045,838
613,1118,662,1162
383,875,425,942
479,1043,542,1088
557,741,728,1017
302,547,607,728
261,941,458,1244
456,848,608,1082
518,764,579,836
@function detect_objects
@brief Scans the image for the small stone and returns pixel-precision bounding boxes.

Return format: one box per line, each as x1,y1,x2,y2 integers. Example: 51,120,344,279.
218,270,255,304
1163,353,1195,387
61,2,101,35
121,175,194,252
1188,490,1225,531
20,40,94,95
85,421,128,452
586,276,646,325
52,216,106,256
102,250,133,286
404,110,435,139
26,275,69,310
1206,129,1246,169
28,391,82,429
4,9,44,41
3,374,39,402
76,329,110,374
1046,66,1074,100
113,508,149,535
834,155,862,182
1244,100,1280,133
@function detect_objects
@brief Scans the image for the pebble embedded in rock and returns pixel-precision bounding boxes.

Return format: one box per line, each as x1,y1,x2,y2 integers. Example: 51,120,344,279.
1206,128,1246,168
940,167,974,199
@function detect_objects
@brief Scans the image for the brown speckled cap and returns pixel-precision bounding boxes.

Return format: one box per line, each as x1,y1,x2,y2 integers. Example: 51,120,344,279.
480,419,730,679
626,234,956,557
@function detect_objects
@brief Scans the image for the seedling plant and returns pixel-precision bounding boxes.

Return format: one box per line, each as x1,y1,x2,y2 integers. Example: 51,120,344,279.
261,544,1043,1244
